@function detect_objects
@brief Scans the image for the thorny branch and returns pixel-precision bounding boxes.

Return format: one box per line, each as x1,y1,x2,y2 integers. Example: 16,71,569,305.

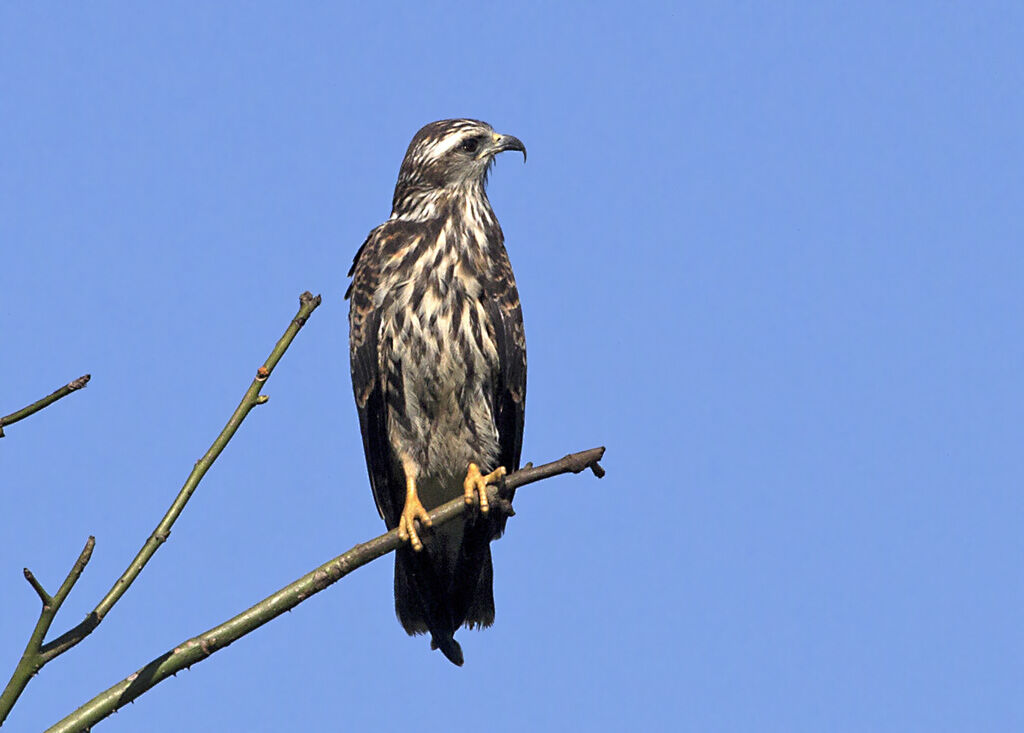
0,292,321,726
0,374,90,438
46,447,606,733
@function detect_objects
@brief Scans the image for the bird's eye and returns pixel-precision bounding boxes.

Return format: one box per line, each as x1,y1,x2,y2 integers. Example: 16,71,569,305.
460,137,480,154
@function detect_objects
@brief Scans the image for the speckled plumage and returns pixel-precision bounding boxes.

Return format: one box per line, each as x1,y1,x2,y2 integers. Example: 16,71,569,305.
347,119,526,664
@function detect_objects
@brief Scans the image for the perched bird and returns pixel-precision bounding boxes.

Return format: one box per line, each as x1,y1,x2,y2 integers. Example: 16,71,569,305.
346,119,527,665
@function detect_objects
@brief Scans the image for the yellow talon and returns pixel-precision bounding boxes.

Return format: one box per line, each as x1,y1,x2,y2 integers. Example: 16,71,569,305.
398,473,431,551
463,462,506,515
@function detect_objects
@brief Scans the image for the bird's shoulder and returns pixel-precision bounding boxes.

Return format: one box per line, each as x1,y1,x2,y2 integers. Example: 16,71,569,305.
347,218,444,361
345,218,442,299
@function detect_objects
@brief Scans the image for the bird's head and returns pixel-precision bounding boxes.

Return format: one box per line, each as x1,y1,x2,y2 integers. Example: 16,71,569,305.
391,119,526,220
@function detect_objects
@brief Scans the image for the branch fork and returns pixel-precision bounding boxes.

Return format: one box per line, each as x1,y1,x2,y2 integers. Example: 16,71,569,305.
0,293,321,726
45,446,605,732
2,289,605,733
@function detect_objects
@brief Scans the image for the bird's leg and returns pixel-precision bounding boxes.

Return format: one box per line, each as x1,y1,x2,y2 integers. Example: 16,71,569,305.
398,467,431,552
463,462,506,515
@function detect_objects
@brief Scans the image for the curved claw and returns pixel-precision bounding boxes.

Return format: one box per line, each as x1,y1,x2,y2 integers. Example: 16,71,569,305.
398,489,432,551
463,463,506,515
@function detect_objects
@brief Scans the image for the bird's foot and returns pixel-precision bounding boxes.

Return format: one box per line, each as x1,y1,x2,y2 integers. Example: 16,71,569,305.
463,463,506,515
398,489,432,552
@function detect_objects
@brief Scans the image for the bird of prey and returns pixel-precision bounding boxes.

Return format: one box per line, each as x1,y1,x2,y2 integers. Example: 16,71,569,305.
346,119,527,665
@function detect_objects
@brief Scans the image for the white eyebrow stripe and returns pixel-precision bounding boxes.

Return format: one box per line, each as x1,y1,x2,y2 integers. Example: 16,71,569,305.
421,124,491,160
426,134,466,158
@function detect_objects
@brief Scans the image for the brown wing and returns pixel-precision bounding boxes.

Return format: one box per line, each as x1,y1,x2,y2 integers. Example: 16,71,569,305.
347,225,401,528
484,236,527,536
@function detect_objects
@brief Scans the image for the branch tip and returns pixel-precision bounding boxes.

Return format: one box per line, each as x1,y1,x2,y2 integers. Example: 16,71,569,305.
68,375,91,390
55,536,96,604
293,292,322,326
23,569,53,606
0,372,93,437
41,445,604,731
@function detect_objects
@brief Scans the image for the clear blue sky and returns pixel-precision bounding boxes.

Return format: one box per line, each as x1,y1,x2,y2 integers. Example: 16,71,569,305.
2,2,1022,731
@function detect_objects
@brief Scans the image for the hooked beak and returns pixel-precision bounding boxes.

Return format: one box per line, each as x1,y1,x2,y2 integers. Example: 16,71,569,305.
489,132,527,162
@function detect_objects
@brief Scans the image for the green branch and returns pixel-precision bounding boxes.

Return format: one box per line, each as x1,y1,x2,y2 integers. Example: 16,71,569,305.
0,292,322,726
0,374,90,438
46,447,606,733
0,538,95,718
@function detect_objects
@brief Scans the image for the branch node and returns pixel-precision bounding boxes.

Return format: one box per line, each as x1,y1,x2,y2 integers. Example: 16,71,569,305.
565,447,606,477
255,366,270,381
152,530,170,545
254,394,270,405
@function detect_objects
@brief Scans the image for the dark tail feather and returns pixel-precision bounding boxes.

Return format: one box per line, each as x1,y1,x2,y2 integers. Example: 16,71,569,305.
395,545,465,665
463,547,495,629
394,546,451,635
430,634,464,666
394,547,427,635
451,520,496,630
393,518,497,665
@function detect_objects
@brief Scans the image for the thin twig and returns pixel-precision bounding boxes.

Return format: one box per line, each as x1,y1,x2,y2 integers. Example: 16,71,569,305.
0,537,95,721
0,375,90,438
46,446,605,733
23,570,53,607
0,293,321,725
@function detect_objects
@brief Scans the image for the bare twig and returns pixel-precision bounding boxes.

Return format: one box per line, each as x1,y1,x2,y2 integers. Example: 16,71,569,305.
0,293,321,725
46,446,605,733
0,537,95,719
23,570,53,607
0,374,90,438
